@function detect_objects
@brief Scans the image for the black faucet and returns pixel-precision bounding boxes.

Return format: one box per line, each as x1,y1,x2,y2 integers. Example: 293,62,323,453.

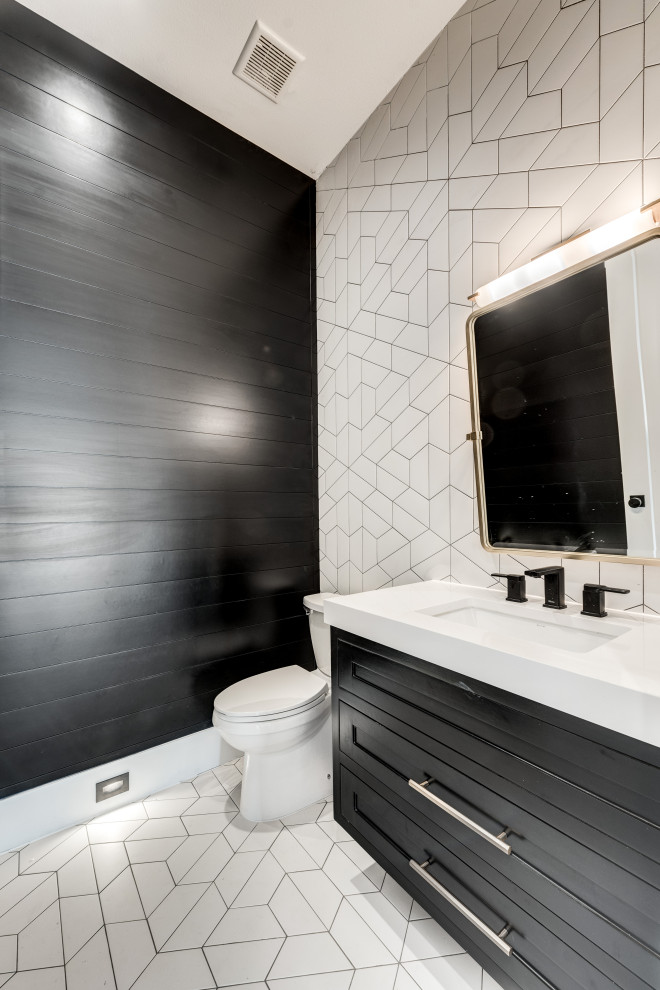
581,584,630,618
524,566,566,610
491,573,527,603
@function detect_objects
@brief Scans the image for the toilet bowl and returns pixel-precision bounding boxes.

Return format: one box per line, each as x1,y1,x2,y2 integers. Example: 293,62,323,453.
212,592,336,822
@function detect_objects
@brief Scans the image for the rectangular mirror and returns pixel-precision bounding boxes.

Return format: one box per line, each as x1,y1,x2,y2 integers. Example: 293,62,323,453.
467,228,660,565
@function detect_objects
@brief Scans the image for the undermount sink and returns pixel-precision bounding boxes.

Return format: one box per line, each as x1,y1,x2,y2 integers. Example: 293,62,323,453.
417,598,631,654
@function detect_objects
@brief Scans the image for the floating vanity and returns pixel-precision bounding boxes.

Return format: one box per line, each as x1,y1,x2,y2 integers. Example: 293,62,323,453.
325,582,660,990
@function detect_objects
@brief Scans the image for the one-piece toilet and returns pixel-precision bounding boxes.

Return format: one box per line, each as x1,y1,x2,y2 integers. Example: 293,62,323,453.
212,592,335,822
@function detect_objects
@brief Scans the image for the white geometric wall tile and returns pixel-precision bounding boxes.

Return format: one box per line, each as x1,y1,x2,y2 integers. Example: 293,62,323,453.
474,64,527,142
450,538,499,588
449,51,472,116
471,38,498,106
391,240,427,291
391,65,427,129
601,0,644,33
451,143,499,180
428,308,450,363
409,181,448,236
528,0,598,94
532,122,600,169
644,567,660,616
428,122,449,180
498,130,557,172
408,99,428,155
411,530,448,567
448,113,473,174
394,420,429,460
472,0,518,43
360,106,391,162
448,13,472,78
449,248,473,302
499,0,542,65
502,0,558,70
392,332,429,366
502,209,562,272
600,74,644,162
449,175,496,209
643,157,660,201
450,442,476,498
475,172,529,209
316,0,657,598
393,505,427,541
562,162,642,238
380,544,412,580
644,65,660,155
391,181,426,210
394,154,428,184
600,563,644,610
647,4,660,64
472,242,499,291
429,446,451,498
505,92,560,145
472,208,525,241
427,87,449,148
427,28,449,90
450,488,477,541
407,275,428,326
498,207,554,269
449,304,472,362
600,25,644,115
529,159,596,207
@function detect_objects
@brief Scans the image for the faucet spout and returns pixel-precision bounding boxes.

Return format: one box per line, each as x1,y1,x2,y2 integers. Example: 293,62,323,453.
524,566,567,610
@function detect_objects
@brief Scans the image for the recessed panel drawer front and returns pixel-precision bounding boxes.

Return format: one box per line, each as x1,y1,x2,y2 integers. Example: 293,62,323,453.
339,699,660,990
336,633,660,867
339,763,626,990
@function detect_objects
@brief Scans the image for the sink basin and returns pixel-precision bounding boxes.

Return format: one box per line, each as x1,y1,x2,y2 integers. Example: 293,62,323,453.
417,598,630,654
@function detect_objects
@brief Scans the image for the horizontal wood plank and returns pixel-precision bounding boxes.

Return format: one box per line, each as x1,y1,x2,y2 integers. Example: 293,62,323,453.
0,3,316,796
0,543,316,599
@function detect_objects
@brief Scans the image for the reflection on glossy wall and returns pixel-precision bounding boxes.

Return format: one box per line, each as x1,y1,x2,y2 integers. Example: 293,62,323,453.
316,0,660,613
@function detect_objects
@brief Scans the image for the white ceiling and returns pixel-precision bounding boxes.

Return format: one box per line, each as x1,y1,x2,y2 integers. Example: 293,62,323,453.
15,0,462,177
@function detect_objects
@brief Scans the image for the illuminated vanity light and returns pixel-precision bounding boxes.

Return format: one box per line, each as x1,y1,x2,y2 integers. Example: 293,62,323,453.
472,205,660,308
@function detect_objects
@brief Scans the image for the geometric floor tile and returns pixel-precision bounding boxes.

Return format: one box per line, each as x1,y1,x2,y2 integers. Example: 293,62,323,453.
6,758,481,988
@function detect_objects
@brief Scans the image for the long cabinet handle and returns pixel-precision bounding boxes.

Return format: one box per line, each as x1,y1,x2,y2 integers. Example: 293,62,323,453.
409,857,513,956
408,778,512,855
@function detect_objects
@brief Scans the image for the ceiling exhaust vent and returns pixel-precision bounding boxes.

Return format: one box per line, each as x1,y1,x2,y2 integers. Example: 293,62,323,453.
234,21,304,102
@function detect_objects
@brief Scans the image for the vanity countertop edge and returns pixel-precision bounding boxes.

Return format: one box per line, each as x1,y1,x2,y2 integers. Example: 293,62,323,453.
323,580,660,749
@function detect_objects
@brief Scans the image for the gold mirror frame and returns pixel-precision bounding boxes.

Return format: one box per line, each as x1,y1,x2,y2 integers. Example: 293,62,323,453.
466,225,660,568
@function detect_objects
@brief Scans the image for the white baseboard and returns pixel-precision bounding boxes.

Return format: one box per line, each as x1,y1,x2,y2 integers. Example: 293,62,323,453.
0,728,241,854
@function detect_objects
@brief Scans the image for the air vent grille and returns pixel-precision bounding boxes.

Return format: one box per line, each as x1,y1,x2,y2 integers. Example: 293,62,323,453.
234,22,304,102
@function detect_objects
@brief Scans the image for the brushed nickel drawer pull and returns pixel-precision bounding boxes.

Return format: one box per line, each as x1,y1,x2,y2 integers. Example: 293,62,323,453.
408,778,512,855
409,857,513,956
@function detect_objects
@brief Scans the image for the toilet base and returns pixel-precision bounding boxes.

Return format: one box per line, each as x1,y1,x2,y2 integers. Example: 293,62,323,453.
214,699,333,822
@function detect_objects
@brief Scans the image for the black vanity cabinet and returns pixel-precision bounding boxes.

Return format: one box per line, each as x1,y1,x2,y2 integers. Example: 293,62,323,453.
331,628,660,990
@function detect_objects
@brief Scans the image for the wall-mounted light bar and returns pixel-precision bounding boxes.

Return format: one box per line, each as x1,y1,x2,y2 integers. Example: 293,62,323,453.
471,203,660,309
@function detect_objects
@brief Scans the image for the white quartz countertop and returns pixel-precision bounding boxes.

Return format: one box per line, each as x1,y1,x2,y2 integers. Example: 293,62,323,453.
323,580,660,749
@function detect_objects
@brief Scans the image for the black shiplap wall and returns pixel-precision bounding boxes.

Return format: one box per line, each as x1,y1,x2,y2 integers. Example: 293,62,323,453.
0,1,318,798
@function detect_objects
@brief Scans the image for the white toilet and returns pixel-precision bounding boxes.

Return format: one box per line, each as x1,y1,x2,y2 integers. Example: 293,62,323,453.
212,592,335,822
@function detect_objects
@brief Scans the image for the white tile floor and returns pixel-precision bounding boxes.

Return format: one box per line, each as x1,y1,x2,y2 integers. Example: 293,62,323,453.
0,759,504,990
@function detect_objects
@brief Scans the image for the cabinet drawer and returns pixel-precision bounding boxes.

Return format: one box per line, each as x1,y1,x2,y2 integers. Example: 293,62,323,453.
339,699,660,989
335,632,660,870
339,762,630,990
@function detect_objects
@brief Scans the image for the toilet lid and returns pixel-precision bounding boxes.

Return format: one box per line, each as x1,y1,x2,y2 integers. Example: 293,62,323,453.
303,591,336,613
213,665,328,720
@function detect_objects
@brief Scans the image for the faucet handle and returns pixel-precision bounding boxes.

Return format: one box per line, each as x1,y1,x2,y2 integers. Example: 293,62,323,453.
581,584,630,619
491,573,528,604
